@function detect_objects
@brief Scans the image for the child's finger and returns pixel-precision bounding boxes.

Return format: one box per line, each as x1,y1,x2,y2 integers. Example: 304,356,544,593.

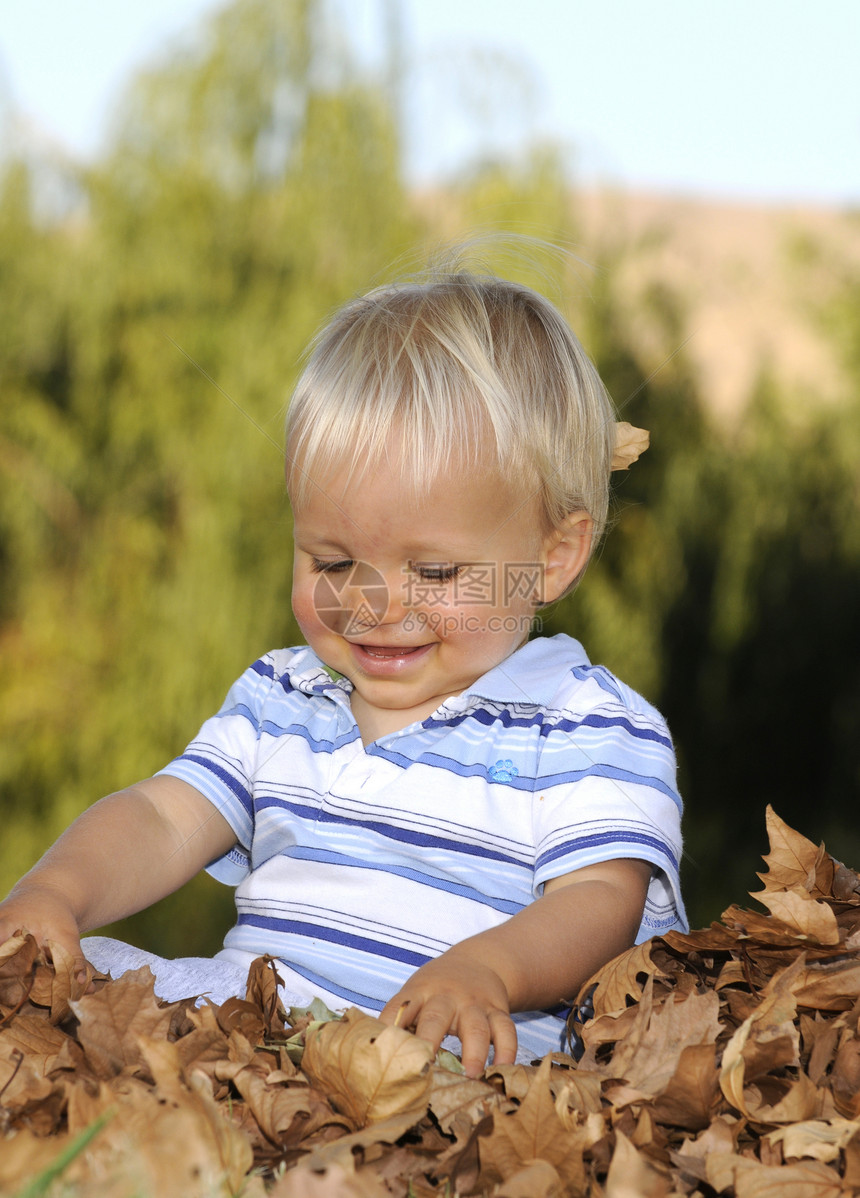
379,993,420,1030
455,1007,495,1077
487,1008,518,1067
411,995,458,1052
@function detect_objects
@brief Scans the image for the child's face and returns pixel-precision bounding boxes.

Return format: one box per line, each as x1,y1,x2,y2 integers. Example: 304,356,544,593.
290,448,590,741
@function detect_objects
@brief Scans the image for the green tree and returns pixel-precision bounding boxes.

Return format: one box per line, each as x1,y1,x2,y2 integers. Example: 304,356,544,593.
0,0,416,954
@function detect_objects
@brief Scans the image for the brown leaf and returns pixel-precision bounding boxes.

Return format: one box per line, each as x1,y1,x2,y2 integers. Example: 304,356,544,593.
174,1003,233,1080
801,1013,842,1085
829,1034,860,1117
832,861,860,903
757,806,834,898
484,1061,541,1101
721,904,826,951
44,938,102,1023
662,922,742,955
217,994,268,1042
268,1162,391,1197
671,1113,740,1182
0,1128,77,1193
426,1062,500,1134
603,983,721,1100
767,1117,860,1163
73,1082,253,1197
792,959,860,1011
0,1012,67,1073
66,1076,116,1135
754,889,841,946
495,1158,565,1197
707,1152,843,1197
70,965,174,1078
0,1045,58,1120
301,1008,434,1128
0,932,40,1013
102,1037,256,1194
478,1055,590,1193
745,1071,822,1127
578,938,660,1017
605,1129,670,1197
233,1067,345,1148
649,1042,722,1131
550,1070,604,1121
721,954,807,1120
610,422,650,471
244,954,289,1035
300,1112,432,1174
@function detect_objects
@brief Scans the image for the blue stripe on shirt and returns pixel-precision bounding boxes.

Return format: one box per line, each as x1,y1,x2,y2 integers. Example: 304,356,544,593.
236,914,431,968
280,846,525,915
537,829,680,873
178,752,253,814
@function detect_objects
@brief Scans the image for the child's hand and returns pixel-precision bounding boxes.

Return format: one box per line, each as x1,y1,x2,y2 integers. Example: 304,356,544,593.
0,882,88,982
379,951,516,1077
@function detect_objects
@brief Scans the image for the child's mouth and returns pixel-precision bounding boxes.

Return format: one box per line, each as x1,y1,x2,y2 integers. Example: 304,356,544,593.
350,643,432,674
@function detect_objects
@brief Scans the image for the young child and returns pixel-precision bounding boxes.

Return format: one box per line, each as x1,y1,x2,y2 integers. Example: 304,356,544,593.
0,270,686,1076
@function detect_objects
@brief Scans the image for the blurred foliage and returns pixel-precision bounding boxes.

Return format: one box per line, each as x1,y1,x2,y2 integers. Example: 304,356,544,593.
1,0,858,950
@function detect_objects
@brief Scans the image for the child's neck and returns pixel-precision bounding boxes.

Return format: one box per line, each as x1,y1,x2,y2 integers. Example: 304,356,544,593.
350,692,450,746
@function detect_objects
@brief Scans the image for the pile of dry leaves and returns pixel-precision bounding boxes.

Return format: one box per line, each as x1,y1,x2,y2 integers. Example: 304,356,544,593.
3,806,860,1197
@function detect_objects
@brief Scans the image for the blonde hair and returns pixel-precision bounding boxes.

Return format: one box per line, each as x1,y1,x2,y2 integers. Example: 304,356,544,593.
286,271,616,541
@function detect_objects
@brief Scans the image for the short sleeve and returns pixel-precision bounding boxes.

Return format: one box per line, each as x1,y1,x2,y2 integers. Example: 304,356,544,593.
156,656,280,885
531,676,687,938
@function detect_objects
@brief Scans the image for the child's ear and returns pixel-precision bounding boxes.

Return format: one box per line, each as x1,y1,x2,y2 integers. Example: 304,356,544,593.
541,512,594,604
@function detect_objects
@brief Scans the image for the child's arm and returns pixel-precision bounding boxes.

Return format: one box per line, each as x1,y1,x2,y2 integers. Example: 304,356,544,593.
379,857,651,1076
0,776,236,976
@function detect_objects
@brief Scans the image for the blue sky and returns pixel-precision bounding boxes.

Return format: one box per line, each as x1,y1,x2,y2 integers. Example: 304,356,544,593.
2,0,859,204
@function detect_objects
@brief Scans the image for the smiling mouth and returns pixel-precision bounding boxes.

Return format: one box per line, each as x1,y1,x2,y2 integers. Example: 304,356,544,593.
357,644,427,658
349,642,433,673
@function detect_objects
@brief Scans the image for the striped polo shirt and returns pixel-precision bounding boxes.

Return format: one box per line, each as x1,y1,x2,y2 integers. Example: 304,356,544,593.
158,633,686,1058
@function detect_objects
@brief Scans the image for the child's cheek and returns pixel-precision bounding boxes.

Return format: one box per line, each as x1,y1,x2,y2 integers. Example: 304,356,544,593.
291,581,319,637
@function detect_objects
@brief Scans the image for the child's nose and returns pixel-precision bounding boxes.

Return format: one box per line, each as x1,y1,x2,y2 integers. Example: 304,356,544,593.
381,568,409,623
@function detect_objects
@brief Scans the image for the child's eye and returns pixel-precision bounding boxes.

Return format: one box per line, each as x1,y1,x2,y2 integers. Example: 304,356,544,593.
412,563,462,582
311,558,354,574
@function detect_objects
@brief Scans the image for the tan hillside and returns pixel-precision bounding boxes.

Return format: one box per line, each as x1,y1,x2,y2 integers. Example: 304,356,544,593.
577,188,860,419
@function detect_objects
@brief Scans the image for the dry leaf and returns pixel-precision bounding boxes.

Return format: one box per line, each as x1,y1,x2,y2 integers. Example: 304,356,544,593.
70,965,173,1078
4,808,860,1196
757,806,833,898
604,983,721,1099
649,1042,722,1131
792,959,860,1011
707,1152,843,1197
767,1117,860,1163
577,937,660,1017
301,1007,434,1128
610,422,650,471
0,931,40,1012
755,889,841,946
478,1055,590,1193
495,1158,565,1197
268,1162,391,1197
605,1129,670,1197
426,1062,499,1134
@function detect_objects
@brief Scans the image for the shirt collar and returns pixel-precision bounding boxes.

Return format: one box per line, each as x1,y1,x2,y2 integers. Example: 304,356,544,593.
286,647,353,697
463,634,591,706
285,634,590,707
